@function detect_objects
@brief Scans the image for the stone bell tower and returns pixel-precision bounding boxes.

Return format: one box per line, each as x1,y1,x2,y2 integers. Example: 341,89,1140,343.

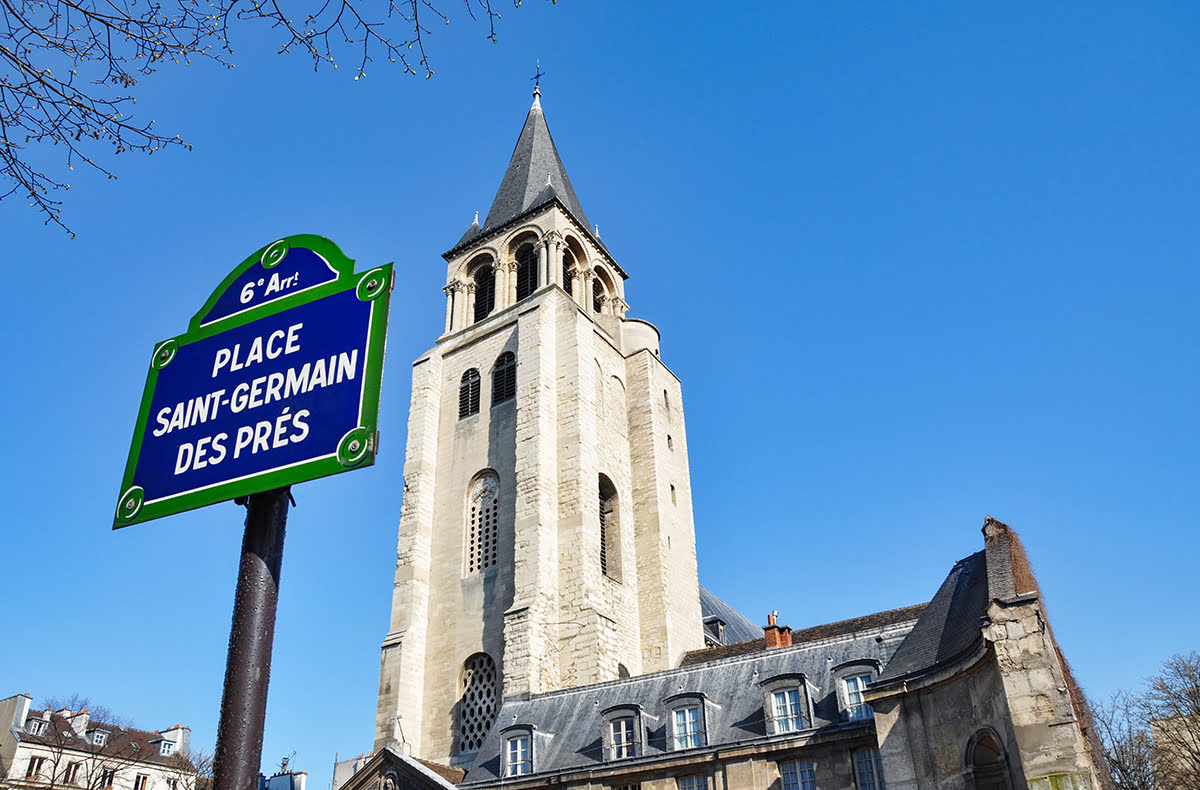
374,87,704,768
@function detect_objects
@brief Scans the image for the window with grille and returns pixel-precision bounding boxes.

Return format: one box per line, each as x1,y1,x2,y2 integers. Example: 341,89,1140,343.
459,369,481,418
563,250,574,295
457,653,498,754
492,352,516,405
771,688,808,733
854,748,886,790
473,265,495,322
516,244,538,300
609,717,637,760
505,734,531,777
844,674,873,721
781,759,816,790
672,706,702,750
599,475,619,579
467,474,499,574
676,776,706,790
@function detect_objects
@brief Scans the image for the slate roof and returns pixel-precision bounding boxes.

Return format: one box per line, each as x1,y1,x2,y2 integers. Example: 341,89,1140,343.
681,603,927,668
461,612,917,783
480,91,590,237
698,585,764,645
876,519,1024,685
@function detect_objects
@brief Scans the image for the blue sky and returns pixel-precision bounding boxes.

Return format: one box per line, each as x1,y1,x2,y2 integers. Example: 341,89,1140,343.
2,2,1198,788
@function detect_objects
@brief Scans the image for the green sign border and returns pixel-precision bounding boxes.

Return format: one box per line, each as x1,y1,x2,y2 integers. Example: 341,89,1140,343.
114,235,393,528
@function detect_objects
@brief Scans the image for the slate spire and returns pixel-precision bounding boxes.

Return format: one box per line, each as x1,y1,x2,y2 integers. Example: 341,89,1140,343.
480,86,591,235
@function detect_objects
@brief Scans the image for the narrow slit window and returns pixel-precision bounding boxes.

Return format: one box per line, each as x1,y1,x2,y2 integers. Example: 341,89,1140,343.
563,250,574,295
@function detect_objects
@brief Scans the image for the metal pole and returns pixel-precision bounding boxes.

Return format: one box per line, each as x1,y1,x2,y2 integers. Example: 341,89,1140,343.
212,487,291,790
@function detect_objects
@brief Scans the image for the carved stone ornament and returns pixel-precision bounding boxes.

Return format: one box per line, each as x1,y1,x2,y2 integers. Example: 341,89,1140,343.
464,283,476,295
443,280,463,295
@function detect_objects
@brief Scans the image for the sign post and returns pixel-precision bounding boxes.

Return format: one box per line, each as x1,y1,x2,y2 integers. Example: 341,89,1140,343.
115,235,393,790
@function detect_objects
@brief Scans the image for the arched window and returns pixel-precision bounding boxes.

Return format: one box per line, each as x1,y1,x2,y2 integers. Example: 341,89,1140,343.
473,264,495,322
492,352,516,405
592,277,604,313
562,249,575,296
457,653,498,754
467,473,499,574
967,730,1012,790
459,369,480,418
516,243,538,301
599,474,620,580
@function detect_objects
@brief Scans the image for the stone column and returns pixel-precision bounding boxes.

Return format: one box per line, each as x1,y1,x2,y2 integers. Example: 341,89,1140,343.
550,238,563,288
506,260,518,306
464,283,476,327
536,243,547,291
448,281,464,332
443,284,455,334
577,269,592,311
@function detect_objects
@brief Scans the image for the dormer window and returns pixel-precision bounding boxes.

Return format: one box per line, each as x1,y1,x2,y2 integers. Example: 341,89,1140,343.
504,732,532,777
92,730,109,746
761,674,813,735
843,674,873,721
770,688,806,733
601,705,641,761
160,741,175,757
672,705,703,750
26,719,47,736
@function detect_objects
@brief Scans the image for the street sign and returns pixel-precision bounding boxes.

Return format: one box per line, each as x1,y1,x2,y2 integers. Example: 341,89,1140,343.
114,235,392,527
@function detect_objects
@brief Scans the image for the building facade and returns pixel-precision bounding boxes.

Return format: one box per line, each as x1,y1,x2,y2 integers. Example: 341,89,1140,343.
365,91,1111,790
0,695,195,790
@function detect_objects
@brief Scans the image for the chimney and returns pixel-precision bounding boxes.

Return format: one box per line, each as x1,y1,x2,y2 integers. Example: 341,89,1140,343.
764,611,793,648
69,710,90,736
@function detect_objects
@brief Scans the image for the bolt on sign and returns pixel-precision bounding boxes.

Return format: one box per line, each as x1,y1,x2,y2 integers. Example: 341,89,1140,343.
114,235,393,527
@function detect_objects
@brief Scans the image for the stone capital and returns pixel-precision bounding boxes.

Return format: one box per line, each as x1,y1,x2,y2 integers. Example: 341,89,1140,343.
443,280,463,295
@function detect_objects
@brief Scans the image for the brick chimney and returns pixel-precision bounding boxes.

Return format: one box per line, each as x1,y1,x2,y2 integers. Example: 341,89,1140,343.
764,611,793,648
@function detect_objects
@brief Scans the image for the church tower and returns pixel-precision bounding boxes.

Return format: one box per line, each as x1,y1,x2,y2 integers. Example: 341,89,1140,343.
374,88,704,768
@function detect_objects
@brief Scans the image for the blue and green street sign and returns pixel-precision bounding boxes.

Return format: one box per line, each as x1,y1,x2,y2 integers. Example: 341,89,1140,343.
114,235,392,527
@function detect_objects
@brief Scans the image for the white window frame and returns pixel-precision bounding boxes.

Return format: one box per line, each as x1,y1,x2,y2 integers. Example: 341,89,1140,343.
843,674,874,721
609,717,637,760
770,687,807,733
26,719,47,736
672,705,703,750
65,762,81,785
780,759,816,790
504,733,532,777
160,741,175,757
26,757,47,779
100,769,116,789
92,730,109,746
853,747,886,790
133,774,149,790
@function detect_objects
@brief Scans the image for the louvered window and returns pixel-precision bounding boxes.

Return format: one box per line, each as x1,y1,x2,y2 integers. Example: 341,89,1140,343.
492,352,516,405
599,489,608,576
459,369,481,418
473,265,495,322
516,244,538,301
457,653,498,754
593,278,604,313
562,250,574,295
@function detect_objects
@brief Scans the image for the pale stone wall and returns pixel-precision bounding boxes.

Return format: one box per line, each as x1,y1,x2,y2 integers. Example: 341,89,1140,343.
377,202,704,766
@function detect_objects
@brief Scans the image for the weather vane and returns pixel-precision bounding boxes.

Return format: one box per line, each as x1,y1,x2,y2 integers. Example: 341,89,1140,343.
531,60,546,88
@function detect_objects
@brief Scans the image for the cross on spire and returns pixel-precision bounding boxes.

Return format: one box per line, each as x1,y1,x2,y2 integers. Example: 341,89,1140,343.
531,60,546,95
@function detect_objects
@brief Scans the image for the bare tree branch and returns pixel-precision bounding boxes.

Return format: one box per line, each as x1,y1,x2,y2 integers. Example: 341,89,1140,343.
2,0,549,232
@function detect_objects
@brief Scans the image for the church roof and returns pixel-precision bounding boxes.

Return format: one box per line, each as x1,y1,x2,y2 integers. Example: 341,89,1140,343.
698,585,765,644
460,622,904,784
876,517,1031,685
479,89,591,237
